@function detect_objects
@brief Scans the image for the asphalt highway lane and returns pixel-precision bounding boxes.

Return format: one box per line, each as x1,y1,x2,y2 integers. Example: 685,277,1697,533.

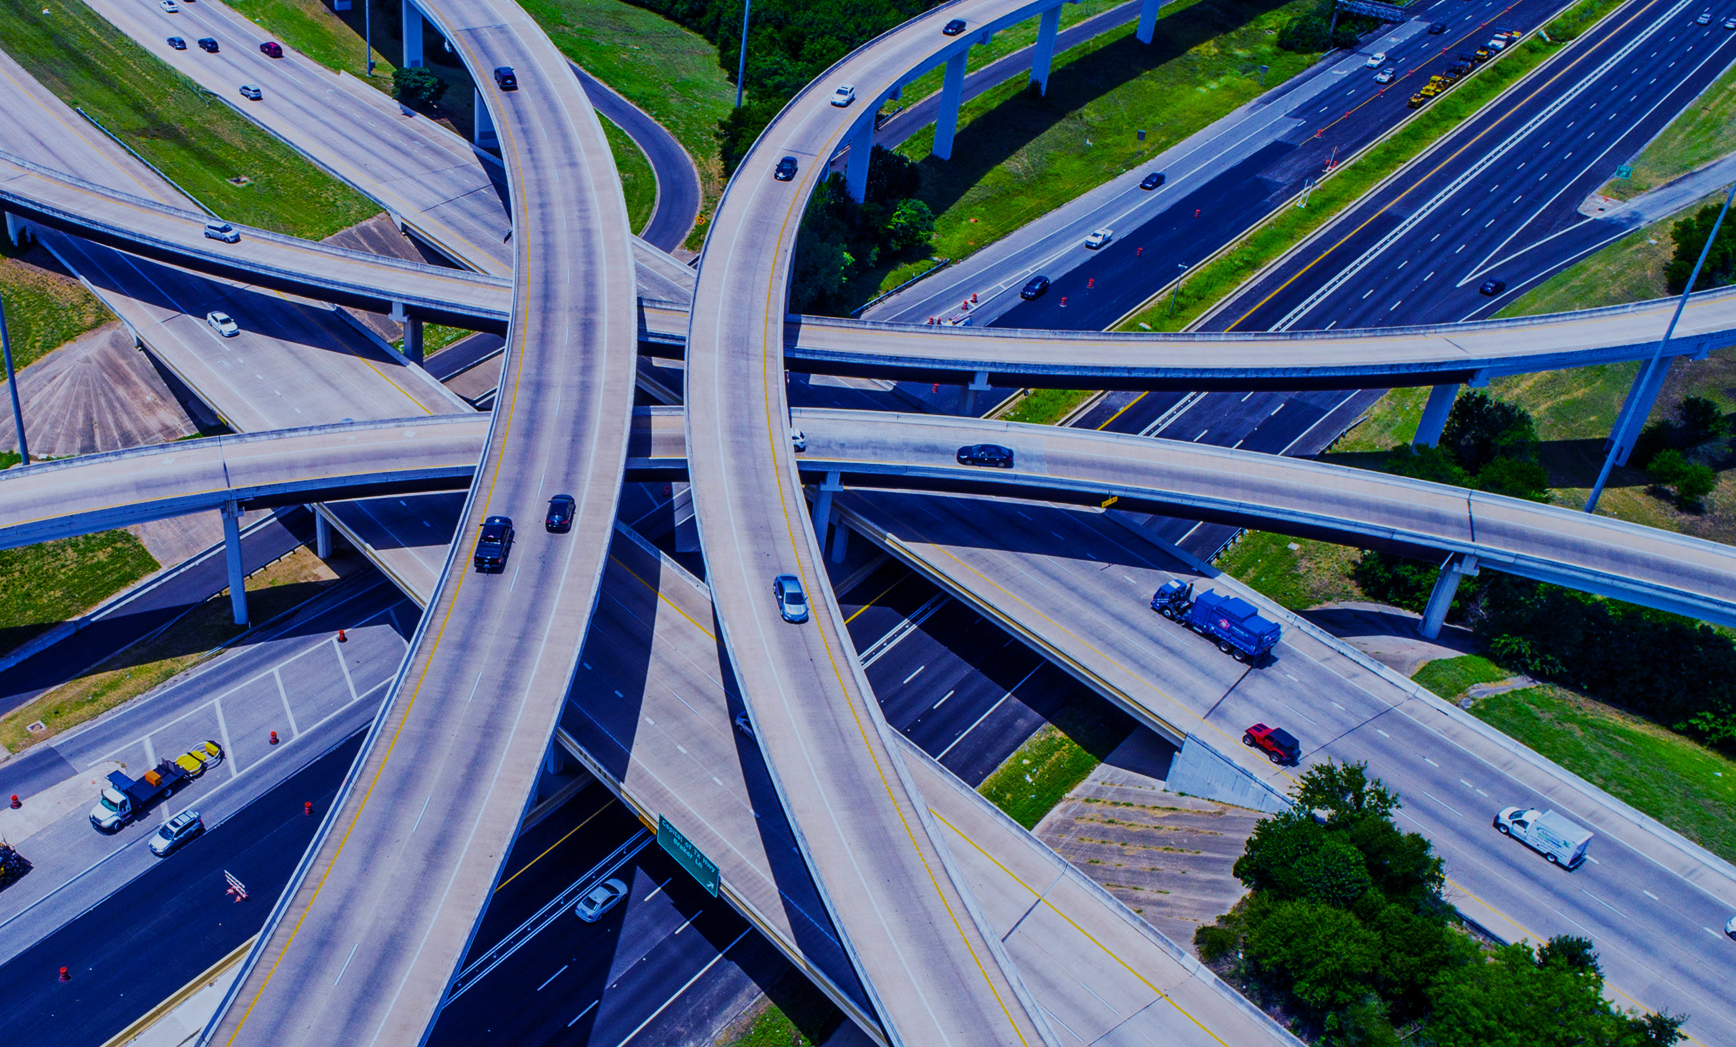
0,732,363,1047
1214,0,1736,330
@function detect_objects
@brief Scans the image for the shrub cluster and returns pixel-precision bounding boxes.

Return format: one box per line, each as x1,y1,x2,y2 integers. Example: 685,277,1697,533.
1380,391,1550,502
790,147,935,312
1195,763,1686,1046
1631,395,1730,510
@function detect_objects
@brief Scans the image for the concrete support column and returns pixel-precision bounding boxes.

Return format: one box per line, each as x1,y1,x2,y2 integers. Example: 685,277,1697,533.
401,0,424,67
544,744,565,776
1136,0,1164,43
933,52,968,161
811,470,842,544
313,508,333,559
1606,357,1675,466
332,0,351,10
1029,6,1061,94
1418,553,1477,640
4,212,29,247
959,370,992,416
1412,383,1459,447
830,518,850,564
402,317,424,364
844,120,874,203
473,89,497,149
222,500,249,627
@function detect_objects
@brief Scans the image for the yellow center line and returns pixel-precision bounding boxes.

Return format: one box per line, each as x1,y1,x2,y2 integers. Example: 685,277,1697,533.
1224,0,1664,332
755,98,1032,1045
843,575,908,625
494,798,617,893
1094,391,1146,432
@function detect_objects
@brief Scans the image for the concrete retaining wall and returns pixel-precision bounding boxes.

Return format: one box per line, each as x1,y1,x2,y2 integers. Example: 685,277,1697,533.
1166,736,1292,814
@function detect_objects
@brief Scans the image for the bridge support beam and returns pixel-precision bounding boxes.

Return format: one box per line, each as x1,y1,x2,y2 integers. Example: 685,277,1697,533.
1419,553,1477,640
1605,356,1675,467
812,470,843,545
1029,7,1061,94
845,120,874,203
401,0,424,68
1136,0,1165,43
222,500,249,627
544,743,565,776
1412,383,1458,447
473,89,498,149
933,52,968,161
312,509,333,559
402,317,424,364
4,212,30,247
960,370,992,416
830,518,850,564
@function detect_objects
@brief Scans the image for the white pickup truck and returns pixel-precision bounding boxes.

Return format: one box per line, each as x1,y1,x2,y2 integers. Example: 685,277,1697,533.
1494,806,1593,869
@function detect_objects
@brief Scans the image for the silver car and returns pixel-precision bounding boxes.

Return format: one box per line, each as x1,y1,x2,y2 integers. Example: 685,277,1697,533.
203,219,239,243
574,877,628,922
773,574,809,623
149,810,204,857
206,311,240,337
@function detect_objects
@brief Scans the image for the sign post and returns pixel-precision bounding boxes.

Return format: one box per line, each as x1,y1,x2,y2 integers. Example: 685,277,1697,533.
658,816,719,896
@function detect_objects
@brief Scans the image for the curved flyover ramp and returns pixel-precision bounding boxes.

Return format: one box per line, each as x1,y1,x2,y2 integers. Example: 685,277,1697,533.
0,417,485,549
199,2,638,1045
0,152,512,331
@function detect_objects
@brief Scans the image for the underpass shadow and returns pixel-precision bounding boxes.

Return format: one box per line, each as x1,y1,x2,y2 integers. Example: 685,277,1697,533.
559,531,657,784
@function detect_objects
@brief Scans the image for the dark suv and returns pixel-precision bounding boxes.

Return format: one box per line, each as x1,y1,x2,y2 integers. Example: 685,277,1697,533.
1020,275,1050,300
774,156,798,181
473,516,515,571
493,66,518,90
197,37,219,52
956,443,1014,468
1243,723,1300,765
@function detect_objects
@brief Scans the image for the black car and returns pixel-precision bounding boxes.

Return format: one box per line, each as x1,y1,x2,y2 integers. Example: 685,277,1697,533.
168,36,187,49
1448,61,1470,76
197,36,219,52
942,17,967,35
493,66,517,90
1020,275,1051,300
545,494,575,532
473,515,515,571
773,155,798,181
1458,51,1478,64
956,443,1014,468
1428,20,1447,32
1479,279,1507,296
1140,171,1166,190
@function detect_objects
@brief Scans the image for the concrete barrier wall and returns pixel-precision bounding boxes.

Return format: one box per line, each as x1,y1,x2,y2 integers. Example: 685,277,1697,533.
1166,736,1292,814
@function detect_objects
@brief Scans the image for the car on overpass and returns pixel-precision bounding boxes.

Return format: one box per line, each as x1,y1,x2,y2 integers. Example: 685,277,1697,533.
956,443,1015,468
942,17,967,35
1242,723,1299,765
206,311,239,337
544,494,575,533
472,516,515,572
492,66,517,90
774,156,798,181
773,574,809,623
831,84,855,107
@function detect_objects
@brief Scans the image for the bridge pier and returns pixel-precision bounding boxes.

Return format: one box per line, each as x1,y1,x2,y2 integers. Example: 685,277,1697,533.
4,212,30,247
1136,0,1166,43
830,518,850,563
812,470,843,545
1029,7,1061,94
312,509,333,559
959,370,992,416
844,120,874,203
1412,383,1458,447
401,0,425,68
933,52,968,161
403,317,424,364
474,89,498,149
1419,553,1477,639
222,500,249,627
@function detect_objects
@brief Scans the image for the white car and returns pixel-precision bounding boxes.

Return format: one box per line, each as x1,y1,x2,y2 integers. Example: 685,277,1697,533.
239,84,263,101
1083,227,1113,249
1726,913,1735,940
160,0,180,11
574,877,628,922
1365,51,1386,68
203,219,239,243
789,428,807,452
206,311,240,337
830,84,855,107
1374,66,1395,84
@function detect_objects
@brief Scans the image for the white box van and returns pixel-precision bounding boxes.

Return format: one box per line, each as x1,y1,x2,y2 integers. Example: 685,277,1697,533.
1494,807,1592,869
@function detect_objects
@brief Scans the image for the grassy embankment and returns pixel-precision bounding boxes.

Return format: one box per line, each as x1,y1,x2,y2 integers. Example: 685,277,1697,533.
521,0,737,243
1597,55,1736,201
1115,0,1629,332
0,239,114,373
223,0,660,231
0,547,364,754
0,1,376,239
0,532,159,664
1415,655,1736,864
978,700,1136,828
716,968,844,1047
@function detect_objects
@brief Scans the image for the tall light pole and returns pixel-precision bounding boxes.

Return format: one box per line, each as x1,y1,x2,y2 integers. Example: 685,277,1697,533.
1585,178,1736,513
1168,263,1189,319
365,0,375,76
1,294,27,469
734,0,752,108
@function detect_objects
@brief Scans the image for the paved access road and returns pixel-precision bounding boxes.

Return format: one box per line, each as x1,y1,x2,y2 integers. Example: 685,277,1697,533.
1213,0,1735,330
569,65,703,252
202,0,640,1043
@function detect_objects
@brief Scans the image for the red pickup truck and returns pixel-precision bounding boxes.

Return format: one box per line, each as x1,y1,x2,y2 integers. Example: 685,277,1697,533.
1243,723,1300,765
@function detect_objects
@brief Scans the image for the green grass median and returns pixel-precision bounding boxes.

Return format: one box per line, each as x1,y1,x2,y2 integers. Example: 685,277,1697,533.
0,531,158,664
0,240,114,372
0,1,376,239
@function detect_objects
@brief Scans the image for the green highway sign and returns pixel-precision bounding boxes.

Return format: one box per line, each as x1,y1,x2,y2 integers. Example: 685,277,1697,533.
1616,165,1633,179
658,815,719,896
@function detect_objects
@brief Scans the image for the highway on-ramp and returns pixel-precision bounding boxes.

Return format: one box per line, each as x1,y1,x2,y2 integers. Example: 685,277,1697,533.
198,1,639,1044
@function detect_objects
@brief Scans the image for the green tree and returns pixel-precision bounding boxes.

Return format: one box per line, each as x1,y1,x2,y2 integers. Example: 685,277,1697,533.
1384,444,1470,486
1292,761,1400,825
1424,942,1685,1047
717,98,782,176
1647,449,1716,508
392,67,446,109
1475,457,1551,501
1666,202,1736,294
1246,900,1384,1015
1441,391,1538,473
885,198,935,252
1677,395,1731,444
